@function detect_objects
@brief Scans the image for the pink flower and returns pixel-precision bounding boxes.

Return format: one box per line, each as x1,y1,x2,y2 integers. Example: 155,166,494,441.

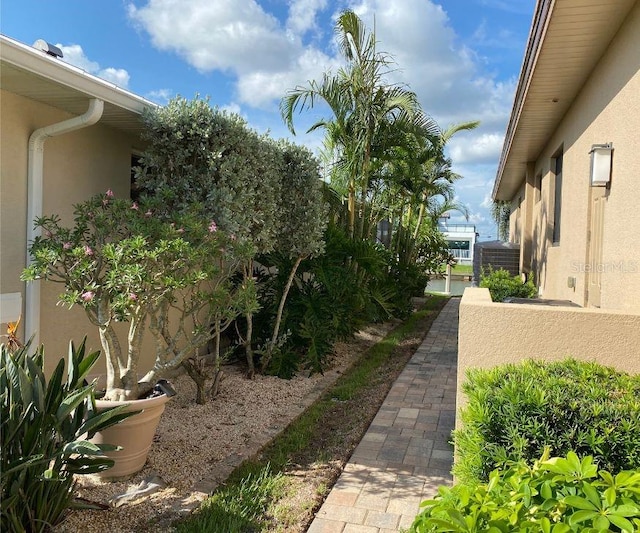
44,229,52,238
102,198,109,206
106,189,114,198
63,242,72,250
129,293,138,301
131,202,139,210
230,234,236,241
176,228,184,234
145,210,153,217
81,291,95,302
84,245,93,256
208,221,217,233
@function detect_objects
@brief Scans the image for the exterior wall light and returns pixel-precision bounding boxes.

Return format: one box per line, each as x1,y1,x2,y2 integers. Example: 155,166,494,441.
589,143,613,186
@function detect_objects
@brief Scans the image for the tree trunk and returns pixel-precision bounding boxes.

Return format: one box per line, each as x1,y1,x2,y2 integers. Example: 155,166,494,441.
181,358,208,405
413,194,427,240
348,178,356,239
262,256,303,372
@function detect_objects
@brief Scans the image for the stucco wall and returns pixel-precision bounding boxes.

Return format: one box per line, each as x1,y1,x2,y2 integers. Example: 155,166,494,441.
518,2,640,310
0,90,148,375
458,287,640,411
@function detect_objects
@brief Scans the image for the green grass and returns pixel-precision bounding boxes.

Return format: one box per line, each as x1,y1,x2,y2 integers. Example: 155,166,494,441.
450,264,472,275
174,295,448,533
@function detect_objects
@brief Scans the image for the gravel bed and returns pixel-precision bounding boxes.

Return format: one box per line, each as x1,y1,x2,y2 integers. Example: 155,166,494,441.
55,324,394,532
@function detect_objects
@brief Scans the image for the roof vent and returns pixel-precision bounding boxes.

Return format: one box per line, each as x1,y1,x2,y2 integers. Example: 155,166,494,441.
32,39,63,58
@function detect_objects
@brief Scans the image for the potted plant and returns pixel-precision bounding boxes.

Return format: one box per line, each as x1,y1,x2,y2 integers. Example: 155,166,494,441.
22,191,249,475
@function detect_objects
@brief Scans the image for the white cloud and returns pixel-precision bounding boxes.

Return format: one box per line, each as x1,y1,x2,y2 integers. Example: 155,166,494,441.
57,44,130,87
220,102,243,115
448,132,504,165
146,88,173,104
128,0,296,75
287,0,328,36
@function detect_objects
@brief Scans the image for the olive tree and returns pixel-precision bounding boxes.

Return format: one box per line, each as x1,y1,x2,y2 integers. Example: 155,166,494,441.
135,96,285,381
260,141,327,371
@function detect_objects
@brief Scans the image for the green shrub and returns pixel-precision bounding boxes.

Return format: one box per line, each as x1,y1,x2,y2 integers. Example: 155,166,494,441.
480,267,537,301
410,450,640,533
1,339,132,532
454,359,640,485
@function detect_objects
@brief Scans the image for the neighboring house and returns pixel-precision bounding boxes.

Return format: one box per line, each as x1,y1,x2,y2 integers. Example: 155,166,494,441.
0,34,154,373
493,0,640,311
438,218,476,266
458,0,640,412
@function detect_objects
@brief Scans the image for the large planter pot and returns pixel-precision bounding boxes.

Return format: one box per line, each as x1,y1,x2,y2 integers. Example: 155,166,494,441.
92,393,171,478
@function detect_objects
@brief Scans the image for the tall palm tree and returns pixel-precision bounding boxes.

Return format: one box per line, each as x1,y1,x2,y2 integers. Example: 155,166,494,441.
281,10,423,239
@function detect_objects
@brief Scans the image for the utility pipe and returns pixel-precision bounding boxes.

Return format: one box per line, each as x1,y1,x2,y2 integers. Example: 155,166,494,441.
25,98,104,344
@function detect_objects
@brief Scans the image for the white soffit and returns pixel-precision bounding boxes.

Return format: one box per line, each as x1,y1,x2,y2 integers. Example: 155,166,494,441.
493,0,637,201
0,35,156,135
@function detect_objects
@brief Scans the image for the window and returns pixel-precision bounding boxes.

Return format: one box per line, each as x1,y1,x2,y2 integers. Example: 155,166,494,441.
552,151,563,244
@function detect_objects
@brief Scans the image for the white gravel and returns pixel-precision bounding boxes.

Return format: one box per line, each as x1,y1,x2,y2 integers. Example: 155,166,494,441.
55,323,395,533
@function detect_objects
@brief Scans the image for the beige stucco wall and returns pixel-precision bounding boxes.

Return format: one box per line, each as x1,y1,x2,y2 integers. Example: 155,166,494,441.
458,287,640,411
513,2,640,310
0,89,149,376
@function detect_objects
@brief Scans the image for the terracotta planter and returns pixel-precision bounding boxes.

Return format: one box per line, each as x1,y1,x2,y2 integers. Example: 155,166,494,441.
92,393,171,478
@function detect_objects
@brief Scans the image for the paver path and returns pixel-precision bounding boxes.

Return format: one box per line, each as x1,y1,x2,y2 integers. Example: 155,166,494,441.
308,297,459,533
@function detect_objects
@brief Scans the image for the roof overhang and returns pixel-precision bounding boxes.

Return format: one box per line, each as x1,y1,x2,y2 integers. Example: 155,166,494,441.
493,0,637,201
0,34,157,136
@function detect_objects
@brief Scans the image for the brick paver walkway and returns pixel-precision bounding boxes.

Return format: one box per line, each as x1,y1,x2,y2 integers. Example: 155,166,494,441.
307,297,459,533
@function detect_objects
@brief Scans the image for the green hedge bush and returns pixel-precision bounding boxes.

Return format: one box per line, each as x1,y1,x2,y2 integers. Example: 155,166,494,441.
454,359,640,485
410,451,640,533
479,267,536,301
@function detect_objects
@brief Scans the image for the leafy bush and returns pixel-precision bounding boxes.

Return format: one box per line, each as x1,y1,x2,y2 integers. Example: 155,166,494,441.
1,339,132,532
410,451,640,533
454,359,640,485
480,267,536,301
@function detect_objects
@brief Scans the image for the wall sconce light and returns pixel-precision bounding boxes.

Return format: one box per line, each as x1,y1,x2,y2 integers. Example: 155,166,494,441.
589,143,613,187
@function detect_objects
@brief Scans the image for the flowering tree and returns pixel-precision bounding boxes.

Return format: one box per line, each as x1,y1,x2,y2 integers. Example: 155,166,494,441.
22,191,250,401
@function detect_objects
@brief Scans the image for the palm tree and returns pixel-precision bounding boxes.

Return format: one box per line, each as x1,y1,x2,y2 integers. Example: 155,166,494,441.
281,10,422,239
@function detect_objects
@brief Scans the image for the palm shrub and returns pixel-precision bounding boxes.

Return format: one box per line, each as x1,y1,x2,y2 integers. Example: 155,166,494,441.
480,267,537,301
410,450,640,533
265,224,397,375
1,339,132,532
454,359,640,485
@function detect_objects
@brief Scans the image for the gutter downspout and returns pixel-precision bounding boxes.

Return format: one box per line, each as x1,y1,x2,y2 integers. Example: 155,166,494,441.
25,98,104,345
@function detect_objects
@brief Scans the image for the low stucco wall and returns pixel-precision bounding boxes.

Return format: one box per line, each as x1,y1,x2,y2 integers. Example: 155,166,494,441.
458,287,640,414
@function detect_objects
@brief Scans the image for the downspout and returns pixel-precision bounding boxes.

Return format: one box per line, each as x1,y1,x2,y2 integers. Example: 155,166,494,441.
25,98,104,345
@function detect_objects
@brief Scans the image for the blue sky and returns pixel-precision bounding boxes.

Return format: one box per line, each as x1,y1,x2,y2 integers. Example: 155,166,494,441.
2,0,535,240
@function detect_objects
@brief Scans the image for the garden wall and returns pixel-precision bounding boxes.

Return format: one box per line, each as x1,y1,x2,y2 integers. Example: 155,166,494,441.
457,287,640,415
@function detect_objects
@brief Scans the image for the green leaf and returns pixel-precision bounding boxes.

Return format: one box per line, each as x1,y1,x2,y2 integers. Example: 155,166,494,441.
613,504,640,517
592,515,609,530
564,495,598,511
568,509,598,525
608,514,635,533
55,386,92,422
604,486,617,507
582,482,602,509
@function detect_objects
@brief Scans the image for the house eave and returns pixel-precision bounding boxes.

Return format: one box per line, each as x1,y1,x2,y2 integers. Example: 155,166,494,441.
493,0,637,202
0,34,157,136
